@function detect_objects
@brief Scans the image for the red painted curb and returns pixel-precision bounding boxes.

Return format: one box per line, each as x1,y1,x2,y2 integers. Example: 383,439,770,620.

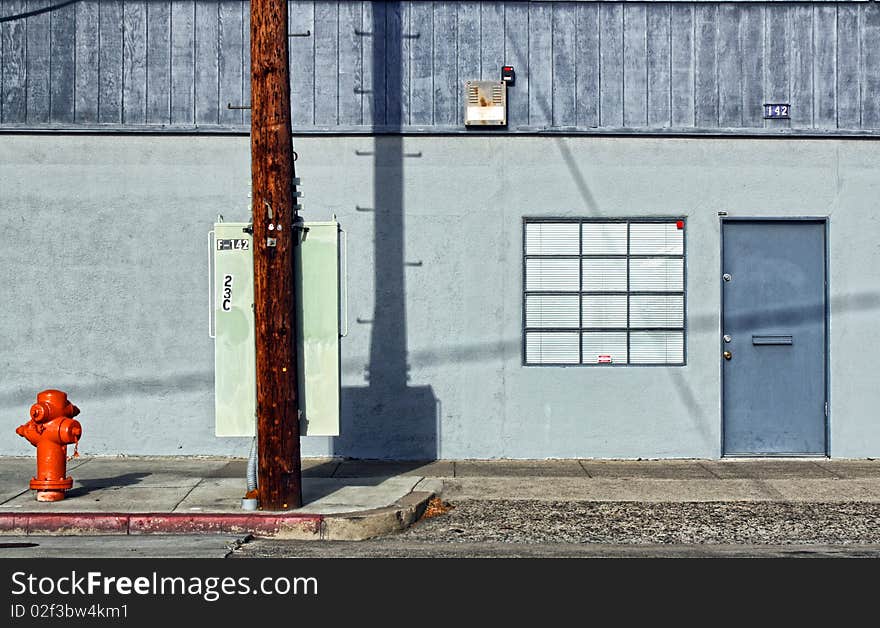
0,514,130,534
0,512,324,536
130,513,323,536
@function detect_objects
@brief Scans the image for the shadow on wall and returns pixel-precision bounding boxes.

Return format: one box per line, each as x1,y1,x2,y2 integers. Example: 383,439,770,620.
333,3,438,460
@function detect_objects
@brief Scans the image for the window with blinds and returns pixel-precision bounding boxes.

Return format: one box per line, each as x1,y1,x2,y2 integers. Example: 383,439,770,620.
523,219,686,366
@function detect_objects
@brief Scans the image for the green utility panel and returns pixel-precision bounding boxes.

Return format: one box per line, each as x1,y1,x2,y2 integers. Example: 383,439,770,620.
211,220,341,437
295,221,341,437
211,222,256,437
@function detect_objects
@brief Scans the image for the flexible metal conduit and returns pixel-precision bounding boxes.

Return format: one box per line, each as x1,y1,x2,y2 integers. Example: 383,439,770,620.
246,437,258,492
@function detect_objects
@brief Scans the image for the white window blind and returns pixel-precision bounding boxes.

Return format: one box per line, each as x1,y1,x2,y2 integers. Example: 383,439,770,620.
630,331,684,364
582,223,627,254
582,332,628,364
582,295,627,328
630,223,684,255
525,222,580,255
524,219,686,365
525,295,579,328
629,295,684,327
629,258,684,292
582,258,627,291
525,259,579,291
525,332,580,364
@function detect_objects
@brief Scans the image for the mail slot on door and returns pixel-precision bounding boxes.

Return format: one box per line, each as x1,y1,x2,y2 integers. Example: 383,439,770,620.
752,335,793,345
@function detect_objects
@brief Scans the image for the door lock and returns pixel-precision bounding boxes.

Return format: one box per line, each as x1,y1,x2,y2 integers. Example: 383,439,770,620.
722,273,732,282
723,334,732,343
723,351,732,360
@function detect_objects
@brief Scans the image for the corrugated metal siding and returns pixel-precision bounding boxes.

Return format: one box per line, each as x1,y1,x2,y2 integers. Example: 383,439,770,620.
2,1,880,134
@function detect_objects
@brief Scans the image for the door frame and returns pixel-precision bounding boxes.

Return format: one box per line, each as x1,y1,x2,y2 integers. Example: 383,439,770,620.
719,217,830,458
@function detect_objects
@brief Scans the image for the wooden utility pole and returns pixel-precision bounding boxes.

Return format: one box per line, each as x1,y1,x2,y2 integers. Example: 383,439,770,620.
250,0,302,510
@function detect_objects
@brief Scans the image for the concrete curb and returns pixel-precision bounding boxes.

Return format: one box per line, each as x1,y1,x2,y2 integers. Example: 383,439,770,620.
318,491,434,541
0,513,324,538
0,488,438,540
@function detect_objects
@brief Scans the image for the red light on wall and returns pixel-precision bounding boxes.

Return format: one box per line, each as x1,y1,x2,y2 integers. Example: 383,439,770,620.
676,220,684,230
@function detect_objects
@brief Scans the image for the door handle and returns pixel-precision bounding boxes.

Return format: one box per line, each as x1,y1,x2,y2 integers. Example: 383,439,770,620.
723,351,732,361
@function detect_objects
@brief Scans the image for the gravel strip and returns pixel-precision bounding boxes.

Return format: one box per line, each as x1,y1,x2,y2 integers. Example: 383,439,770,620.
400,500,880,545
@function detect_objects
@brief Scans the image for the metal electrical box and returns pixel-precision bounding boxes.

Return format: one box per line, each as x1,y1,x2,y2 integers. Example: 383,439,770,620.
210,222,256,437
464,80,507,126
210,220,341,437
295,221,342,437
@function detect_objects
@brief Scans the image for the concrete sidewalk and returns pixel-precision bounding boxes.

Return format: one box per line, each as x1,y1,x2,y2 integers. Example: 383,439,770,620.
440,458,880,503
1,456,879,539
0,457,441,540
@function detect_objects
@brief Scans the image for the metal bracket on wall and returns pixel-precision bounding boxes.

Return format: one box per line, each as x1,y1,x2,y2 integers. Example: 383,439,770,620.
291,220,310,244
352,28,417,38
227,103,252,110
288,30,311,37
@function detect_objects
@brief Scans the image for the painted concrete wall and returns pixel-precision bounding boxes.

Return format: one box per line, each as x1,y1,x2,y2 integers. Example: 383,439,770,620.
1,133,878,458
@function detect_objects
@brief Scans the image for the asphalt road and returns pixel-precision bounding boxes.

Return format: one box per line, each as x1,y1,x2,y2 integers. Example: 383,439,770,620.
231,539,880,558
0,535,241,559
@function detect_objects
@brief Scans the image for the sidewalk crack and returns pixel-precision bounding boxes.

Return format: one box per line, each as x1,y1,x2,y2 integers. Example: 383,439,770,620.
171,480,203,513
755,479,787,500
697,461,721,479
0,488,30,506
811,460,841,479
577,460,593,478
68,457,94,471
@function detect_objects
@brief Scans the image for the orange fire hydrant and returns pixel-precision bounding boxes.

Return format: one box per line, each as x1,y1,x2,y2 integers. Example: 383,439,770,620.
15,390,83,502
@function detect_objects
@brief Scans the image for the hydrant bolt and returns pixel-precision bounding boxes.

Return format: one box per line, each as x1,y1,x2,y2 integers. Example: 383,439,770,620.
16,390,83,502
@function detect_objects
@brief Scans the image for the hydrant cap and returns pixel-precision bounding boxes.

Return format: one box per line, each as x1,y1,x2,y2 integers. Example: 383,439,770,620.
29,403,49,423
58,419,82,445
36,389,69,408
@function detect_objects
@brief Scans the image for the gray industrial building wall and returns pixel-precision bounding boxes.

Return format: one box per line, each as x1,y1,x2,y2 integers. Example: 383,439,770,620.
1,133,878,459
2,1,880,135
2,0,878,459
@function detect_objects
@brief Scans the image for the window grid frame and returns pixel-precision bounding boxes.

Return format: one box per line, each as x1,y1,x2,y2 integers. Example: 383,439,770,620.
523,217,687,367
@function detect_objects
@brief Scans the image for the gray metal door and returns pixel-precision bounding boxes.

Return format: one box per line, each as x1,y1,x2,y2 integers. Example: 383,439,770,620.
722,220,826,456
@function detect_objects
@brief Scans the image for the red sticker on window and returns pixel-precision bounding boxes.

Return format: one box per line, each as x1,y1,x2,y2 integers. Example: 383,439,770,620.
676,220,684,230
